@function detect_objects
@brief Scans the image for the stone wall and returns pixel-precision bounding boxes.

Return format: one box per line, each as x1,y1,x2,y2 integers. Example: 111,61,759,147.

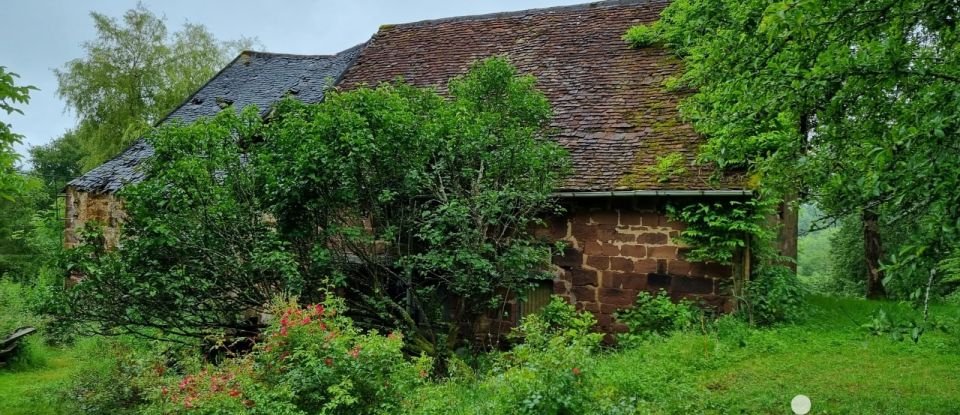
536,197,736,334
64,186,125,250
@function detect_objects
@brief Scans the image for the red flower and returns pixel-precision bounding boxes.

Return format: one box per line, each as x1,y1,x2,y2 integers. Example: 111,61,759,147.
572,367,581,376
302,316,311,324
314,304,324,315
280,327,288,336
324,357,333,366
161,386,169,396
179,375,194,390
229,389,241,398
349,346,361,358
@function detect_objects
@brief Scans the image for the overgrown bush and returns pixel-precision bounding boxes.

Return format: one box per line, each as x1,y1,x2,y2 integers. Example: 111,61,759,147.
744,265,807,325
614,289,699,345
410,297,602,415
254,299,431,414
54,337,167,414
0,278,48,370
142,298,430,415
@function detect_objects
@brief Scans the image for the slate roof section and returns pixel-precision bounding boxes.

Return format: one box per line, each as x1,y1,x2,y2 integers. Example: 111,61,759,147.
68,44,365,193
338,0,744,191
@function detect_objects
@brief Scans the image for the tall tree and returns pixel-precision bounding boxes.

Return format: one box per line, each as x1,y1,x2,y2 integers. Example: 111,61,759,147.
0,66,36,200
55,4,254,169
626,0,960,299
58,59,569,353
28,131,85,199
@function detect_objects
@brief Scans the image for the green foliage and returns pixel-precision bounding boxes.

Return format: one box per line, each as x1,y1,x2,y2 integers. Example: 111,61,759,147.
667,197,774,265
55,4,254,169
413,297,602,415
249,299,430,414
510,296,603,351
0,66,36,200
797,226,837,293
258,57,569,353
0,279,46,341
646,152,687,183
56,108,301,340
28,131,86,199
614,289,699,344
744,265,807,325
627,0,960,299
53,337,166,414
59,58,566,351
827,217,869,295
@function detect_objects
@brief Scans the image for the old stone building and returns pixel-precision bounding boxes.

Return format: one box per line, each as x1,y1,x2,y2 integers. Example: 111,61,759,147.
65,0,770,335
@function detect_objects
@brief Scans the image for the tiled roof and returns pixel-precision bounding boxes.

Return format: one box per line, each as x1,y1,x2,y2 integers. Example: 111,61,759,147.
68,44,365,193
338,0,744,191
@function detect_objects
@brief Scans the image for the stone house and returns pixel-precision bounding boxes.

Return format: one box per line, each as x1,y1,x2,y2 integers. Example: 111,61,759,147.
65,0,786,334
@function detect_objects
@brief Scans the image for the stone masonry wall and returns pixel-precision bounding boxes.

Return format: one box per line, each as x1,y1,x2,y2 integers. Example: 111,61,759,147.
64,186,125,250
536,197,735,334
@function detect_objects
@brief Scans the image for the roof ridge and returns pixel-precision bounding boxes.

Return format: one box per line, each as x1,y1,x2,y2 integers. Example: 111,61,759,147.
385,0,665,29
239,50,333,58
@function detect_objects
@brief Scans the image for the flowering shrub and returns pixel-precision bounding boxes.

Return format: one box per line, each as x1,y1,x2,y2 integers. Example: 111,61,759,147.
256,299,431,414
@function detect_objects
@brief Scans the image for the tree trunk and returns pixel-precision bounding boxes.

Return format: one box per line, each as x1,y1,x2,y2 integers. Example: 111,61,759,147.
777,193,799,273
862,209,887,299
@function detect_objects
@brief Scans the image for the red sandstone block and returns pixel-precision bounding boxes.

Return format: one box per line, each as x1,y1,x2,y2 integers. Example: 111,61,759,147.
670,276,714,295
633,258,659,274
553,245,582,268
571,269,598,287
610,257,634,272
577,301,600,313
600,303,623,314
572,285,597,302
601,243,620,256
600,271,619,288
599,288,637,306
571,222,598,241
648,245,678,260
620,211,643,226
614,273,647,290
583,240,603,256
620,244,647,259
668,260,693,276
592,211,619,225
553,280,569,295
585,255,610,270
641,212,660,227
637,232,668,245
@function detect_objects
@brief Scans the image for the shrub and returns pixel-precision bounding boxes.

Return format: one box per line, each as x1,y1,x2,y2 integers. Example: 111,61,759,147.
410,297,602,415
0,278,48,370
614,289,699,345
744,265,807,325
510,296,602,351
54,337,166,414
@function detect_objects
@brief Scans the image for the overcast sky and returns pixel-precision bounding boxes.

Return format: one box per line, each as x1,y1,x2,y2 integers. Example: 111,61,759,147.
2,0,584,160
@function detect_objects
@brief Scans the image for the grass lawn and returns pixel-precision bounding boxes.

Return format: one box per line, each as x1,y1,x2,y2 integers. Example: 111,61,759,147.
3,296,959,414
0,345,78,415
412,296,960,414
